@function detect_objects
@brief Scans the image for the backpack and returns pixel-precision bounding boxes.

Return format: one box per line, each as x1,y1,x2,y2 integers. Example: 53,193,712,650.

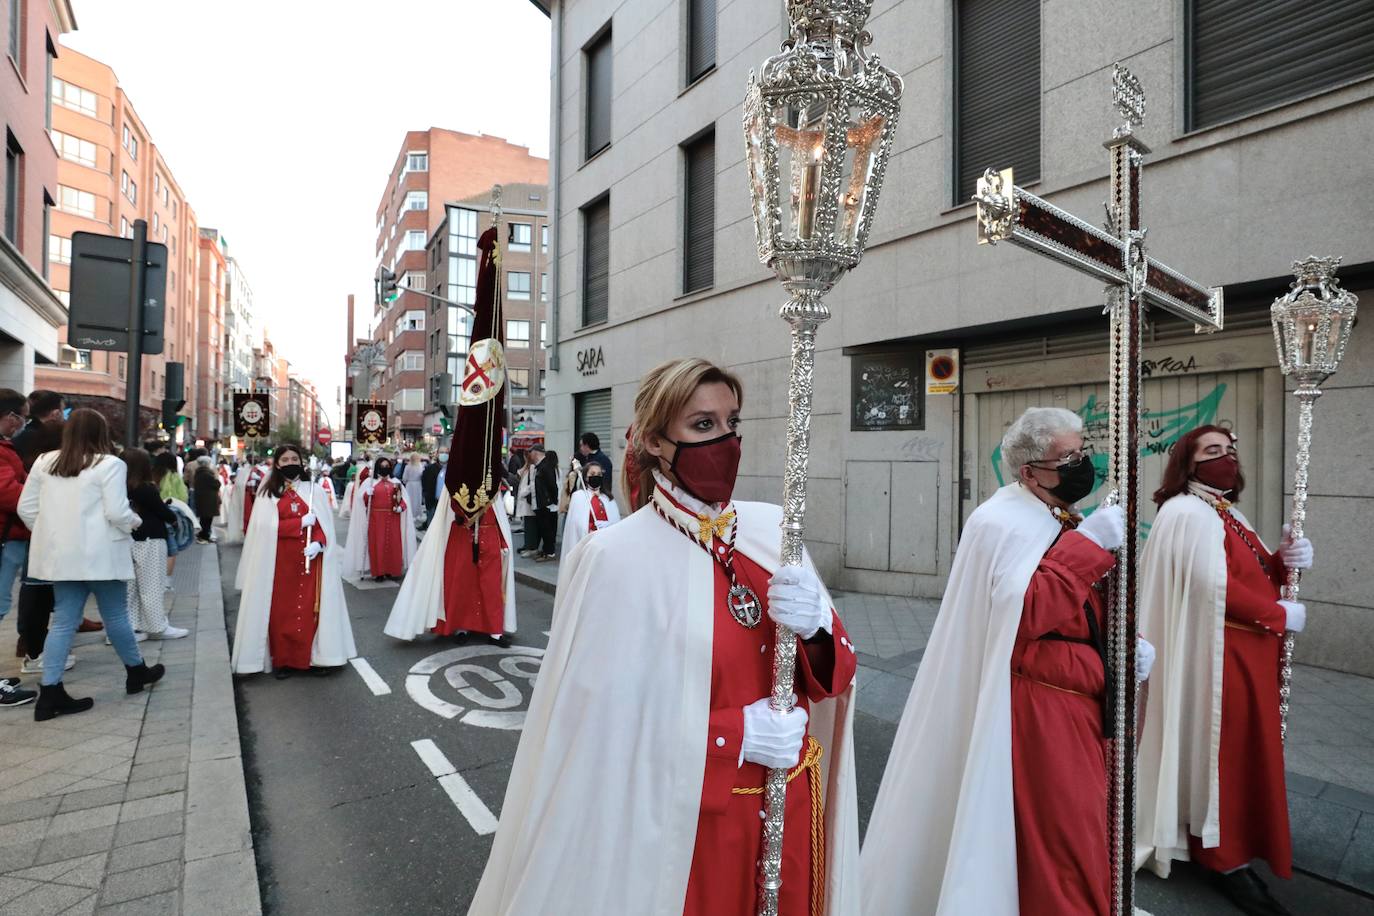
164,498,196,556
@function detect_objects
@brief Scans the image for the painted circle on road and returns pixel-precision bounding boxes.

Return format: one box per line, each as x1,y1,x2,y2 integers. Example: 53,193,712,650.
406,644,544,729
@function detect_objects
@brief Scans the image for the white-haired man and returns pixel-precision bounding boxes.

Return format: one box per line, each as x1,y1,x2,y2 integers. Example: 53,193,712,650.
863,406,1154,916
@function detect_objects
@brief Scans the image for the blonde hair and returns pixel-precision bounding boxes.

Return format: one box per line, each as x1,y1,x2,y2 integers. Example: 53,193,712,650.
624,358,744,512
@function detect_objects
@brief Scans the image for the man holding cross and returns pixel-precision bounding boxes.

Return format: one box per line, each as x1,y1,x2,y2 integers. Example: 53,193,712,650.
862,407,1154,915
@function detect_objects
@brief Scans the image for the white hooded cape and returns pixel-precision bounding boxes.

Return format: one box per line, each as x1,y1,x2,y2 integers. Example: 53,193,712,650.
218,465,250,546
467,499,860,916
558,488,621,562
861,483,1063,916
1135,487,1259,876
383,494,517,639
341,475,418,581
230,480,357,673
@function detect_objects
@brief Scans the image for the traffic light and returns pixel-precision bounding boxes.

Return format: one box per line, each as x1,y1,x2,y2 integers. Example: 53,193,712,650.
376,267,399,305
161,361,185,429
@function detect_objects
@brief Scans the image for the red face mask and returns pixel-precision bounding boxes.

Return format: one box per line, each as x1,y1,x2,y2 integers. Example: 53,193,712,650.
665,432,742,505
1194,454,1240,492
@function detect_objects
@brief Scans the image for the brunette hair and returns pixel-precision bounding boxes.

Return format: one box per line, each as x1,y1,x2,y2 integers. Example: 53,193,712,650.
0,388,24,418
26,389,63,419
51,408,115,478
1152,424,1244,506
153,450,179,482
263,444,305,498
122,448,155,492
624,358,744,512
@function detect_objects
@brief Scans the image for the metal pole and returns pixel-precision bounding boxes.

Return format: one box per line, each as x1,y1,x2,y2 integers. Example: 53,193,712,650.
124,219,148,448
758,288,827,916
1279,386,1318,741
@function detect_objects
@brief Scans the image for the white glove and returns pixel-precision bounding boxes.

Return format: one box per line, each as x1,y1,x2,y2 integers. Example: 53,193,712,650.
1135,637,1155,682
303,542,324,560
767,565,832,640
1279,599,1306,633
1078,505,1126,551
741,696,808,770
1279,524,1313,570
394,504,404,514
300,512,317,528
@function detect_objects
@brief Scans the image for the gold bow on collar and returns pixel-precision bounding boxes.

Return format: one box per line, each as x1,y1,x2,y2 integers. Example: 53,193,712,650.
696,510,735,545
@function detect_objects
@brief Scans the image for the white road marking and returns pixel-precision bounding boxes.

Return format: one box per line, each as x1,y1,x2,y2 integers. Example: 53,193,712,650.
410,739,498,835
348,657,391,696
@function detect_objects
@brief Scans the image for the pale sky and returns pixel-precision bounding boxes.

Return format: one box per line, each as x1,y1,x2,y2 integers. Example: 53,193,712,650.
63,0,552,424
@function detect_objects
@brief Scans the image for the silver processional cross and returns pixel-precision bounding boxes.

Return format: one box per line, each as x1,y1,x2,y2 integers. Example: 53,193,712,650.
972,63,1225,916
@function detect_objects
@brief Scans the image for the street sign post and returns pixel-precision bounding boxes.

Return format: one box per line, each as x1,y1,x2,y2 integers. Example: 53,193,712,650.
317,427,333,447
68,222,168,446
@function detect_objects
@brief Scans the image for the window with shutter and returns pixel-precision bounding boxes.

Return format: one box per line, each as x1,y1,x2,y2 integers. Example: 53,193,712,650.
682,130,715,294
585,28,613,159
1186,0,1374,131
582,196,610,326
954,0,1040,203
687,0,717,85
575,390,613,466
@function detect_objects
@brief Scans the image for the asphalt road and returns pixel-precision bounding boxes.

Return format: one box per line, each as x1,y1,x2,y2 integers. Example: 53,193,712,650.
219,526,1372,915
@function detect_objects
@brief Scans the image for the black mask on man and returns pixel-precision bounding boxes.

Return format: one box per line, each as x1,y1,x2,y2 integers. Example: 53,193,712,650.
1042,456,1096,505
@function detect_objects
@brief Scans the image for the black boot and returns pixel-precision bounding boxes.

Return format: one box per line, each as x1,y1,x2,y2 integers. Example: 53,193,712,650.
125,662,166,695
1210,867,1292,916
34,683,94,721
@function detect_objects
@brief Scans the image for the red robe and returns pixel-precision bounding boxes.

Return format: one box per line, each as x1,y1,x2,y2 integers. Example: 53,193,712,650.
243,464,266,533
682,546,856,916
1012,530,1116,916
365,477,407,578
588,493,609,531
437,503,506,636
1187,519,1292,876
269,487,325,670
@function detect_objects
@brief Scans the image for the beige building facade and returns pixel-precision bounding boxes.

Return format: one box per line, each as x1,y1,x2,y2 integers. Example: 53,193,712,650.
538,1,1374,675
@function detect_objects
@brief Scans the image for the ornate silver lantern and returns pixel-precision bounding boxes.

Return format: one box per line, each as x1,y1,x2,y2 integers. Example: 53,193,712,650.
743,2,901,913
1270,256,1358,740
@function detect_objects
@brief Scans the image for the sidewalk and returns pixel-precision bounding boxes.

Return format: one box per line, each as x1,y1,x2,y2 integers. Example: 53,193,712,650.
513,551,1374,895
0,543,259,916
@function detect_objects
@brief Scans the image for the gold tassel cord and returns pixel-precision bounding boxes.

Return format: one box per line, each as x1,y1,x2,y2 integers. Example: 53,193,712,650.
731,736,826,916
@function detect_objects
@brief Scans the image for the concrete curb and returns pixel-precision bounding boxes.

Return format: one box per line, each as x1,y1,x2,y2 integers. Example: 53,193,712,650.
182,545,261,916
513,566,558,596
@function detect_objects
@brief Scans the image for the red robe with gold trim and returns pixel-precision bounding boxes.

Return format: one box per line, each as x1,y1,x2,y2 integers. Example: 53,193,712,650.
436,504,507,636
365,477,407,578
1011,530,1116,916
269,487,325,670
1187,520,1292,876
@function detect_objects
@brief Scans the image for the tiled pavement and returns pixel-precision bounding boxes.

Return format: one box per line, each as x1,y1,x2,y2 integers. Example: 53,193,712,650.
514,551,1374,896
0,544,259,916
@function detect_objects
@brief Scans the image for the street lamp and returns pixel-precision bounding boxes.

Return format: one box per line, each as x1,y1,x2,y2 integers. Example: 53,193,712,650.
743,2,901,912
1270,255,1359,740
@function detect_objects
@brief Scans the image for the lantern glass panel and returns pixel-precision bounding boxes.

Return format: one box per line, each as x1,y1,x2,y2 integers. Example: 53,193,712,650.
833,106,884,248
744,96,772,249
775,99,829,242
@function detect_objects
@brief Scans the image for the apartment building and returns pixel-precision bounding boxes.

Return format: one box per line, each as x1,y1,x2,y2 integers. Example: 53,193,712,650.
195,227,226,440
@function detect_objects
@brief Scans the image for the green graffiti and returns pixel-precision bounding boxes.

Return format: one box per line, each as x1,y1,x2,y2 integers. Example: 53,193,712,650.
988,384,1227,530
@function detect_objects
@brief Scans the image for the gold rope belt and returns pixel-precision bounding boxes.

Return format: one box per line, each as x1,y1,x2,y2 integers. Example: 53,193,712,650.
1225,619,1273,636
731,736,825,916
1012,671,1095,701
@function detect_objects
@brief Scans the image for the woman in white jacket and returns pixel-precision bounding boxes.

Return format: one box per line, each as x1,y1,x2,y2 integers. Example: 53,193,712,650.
18,409,165,721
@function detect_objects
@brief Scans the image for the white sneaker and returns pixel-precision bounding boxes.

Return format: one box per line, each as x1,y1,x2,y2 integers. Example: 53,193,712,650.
20,654,74,673
146,626,189,640
105,631,150,645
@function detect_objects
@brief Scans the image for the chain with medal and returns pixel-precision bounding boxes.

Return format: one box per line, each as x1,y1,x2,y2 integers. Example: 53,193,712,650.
651,498,763,629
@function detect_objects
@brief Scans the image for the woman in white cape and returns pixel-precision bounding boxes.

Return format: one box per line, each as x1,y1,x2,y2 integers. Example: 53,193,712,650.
558,461,620,562
342,455,417,582
468,358,860,916
232,445,355,677
218,462,250,546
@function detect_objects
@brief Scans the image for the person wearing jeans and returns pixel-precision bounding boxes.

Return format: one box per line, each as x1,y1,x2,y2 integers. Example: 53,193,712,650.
0,389,37,708
18,408,164,720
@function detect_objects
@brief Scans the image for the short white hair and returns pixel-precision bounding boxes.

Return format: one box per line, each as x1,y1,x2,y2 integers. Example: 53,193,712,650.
1001,407,1084,475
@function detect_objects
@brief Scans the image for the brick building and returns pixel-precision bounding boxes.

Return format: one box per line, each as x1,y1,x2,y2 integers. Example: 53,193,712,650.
0,0,75,392
423,182,550,442
36,46,201,442
370,130,547,444
195,228,227,440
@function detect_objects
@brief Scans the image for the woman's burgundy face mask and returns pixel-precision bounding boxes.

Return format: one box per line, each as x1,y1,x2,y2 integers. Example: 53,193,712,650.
1193,453,1241,492
664,431,742,504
